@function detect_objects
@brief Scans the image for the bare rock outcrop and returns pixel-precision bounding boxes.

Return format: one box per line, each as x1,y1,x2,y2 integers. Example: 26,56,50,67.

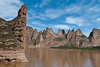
0,4,27,50
76,29,82,36
0,4,28,62
26,27,39,46
57,29,65,38
45,27,57,38
26,26,100,48
0,51,27,62
35,31,43,46
11,4,27,49
89,28,100,46
26,27,34,46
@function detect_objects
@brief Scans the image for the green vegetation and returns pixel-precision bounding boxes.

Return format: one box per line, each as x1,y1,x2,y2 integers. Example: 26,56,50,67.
51,46,100,50
0,26,15,39
0,26,22,50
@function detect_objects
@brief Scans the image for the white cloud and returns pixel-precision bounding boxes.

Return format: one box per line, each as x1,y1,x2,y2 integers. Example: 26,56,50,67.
53,25,71,30
65,17,84,26
66,5,81,13
0,0,23,21
28,8,66,20
45,9,66,19
34,0,51,8
39,0,51,7
88,4,100,13
34,3,39,8
31,21,47,27
96,18,100,21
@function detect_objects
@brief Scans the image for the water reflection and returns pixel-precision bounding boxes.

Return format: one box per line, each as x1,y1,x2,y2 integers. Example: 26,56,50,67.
25,48,100,67
0,48,100,67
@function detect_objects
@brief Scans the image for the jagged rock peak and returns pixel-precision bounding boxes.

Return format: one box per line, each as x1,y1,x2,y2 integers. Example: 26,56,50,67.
34,29,37,33
43,30,46,34
46,27,49,31
93,28,100,32
68,29,71,34
58,29,63,35
72,28,74,32
62,29,66,35
76,29,82,36
26,26,33,30
89,28,100,46
46,27,54,34
58,29,61,32
39,31,42,34
18,3,27,17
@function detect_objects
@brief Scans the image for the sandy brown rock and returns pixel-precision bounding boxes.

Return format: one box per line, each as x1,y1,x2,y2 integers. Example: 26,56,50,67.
89,28,100,46
26,27,38,46
76,29,82,36
0,4,28,62
45,27,57,38
0,51,28,62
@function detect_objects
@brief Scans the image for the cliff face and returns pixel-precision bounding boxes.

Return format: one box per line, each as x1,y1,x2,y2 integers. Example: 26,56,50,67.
89,28,100,47
0,4,28,62
0,4,27,50
26,26,100,48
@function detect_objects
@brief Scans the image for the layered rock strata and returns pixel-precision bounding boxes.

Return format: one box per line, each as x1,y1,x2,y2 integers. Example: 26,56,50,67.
26,27,100,48
0,51,27,62
0,4,28,62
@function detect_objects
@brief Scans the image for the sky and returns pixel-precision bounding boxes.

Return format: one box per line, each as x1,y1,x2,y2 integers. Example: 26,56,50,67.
0,0,100,37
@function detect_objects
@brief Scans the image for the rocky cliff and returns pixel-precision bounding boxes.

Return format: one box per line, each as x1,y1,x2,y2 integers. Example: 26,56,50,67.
0,4,28,62
26,27,100,48
0,4,27,50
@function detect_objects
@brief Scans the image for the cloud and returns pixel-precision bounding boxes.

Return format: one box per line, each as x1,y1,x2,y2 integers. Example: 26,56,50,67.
66,5,81,14
96,18,100,21
34,0,51,8
34,3,39,8
39,0,51,7
28,8,67,20
88,4,100,13
53,25,71,30
0,0,23,21
65,17,84,26
45,9,66,19
31,21,47,27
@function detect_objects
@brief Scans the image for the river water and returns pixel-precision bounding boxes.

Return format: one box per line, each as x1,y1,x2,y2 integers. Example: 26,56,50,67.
0,48,100,67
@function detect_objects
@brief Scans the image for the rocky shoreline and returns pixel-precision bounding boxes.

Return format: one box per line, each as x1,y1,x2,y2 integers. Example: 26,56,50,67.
0,51,28,62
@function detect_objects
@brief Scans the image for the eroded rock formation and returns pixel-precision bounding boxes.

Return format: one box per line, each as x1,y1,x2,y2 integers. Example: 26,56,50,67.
0,4,28,62
89,28,100,46
0,4,27,50
26,26,100,48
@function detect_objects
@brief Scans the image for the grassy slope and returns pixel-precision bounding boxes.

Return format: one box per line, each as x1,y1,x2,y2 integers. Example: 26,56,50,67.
0,16,22,50
51,46,100,50
0,26,22,50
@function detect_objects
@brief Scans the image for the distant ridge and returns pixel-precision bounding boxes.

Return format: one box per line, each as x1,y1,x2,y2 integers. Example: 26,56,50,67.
26,26,100,48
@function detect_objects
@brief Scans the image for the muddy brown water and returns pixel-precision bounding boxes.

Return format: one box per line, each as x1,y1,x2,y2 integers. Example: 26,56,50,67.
0,48,100,67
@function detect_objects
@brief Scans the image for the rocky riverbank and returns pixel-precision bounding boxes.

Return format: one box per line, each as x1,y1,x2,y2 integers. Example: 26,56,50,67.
0,51,28,62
